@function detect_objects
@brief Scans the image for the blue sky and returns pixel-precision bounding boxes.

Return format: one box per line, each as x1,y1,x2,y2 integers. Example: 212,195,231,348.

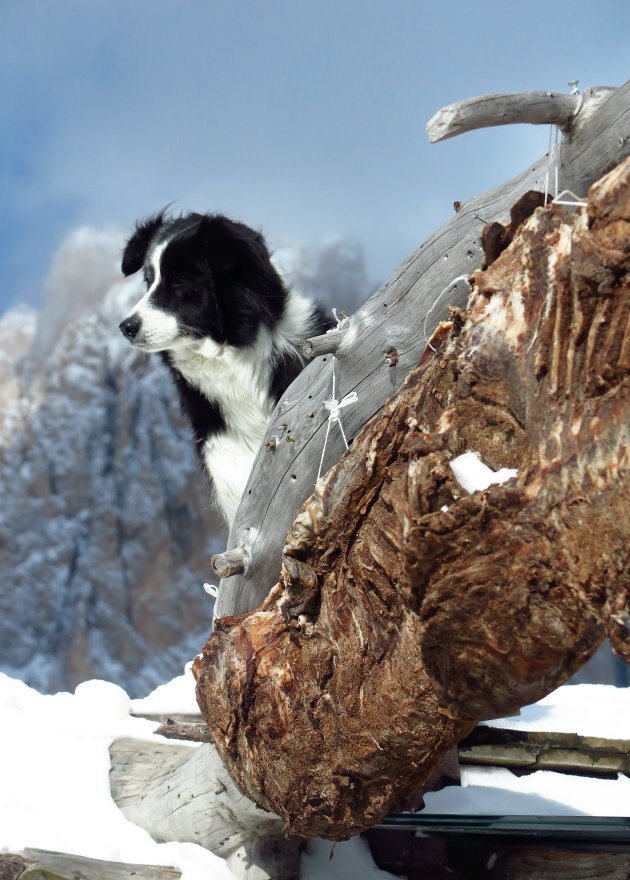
2,0,629,312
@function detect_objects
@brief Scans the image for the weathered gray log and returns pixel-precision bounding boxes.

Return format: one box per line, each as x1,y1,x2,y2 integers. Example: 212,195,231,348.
426,89,586,143
109,738,300,880
109,738,277,851
0,849,180,880
216,79,630,620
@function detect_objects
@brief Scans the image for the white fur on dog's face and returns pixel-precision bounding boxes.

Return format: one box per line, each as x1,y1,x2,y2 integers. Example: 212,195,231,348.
123,241,190,353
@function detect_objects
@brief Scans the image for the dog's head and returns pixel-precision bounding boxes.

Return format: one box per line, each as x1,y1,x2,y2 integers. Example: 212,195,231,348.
119,211,286,353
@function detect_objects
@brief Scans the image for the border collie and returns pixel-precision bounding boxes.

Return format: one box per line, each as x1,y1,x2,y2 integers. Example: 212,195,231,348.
119,210,331,525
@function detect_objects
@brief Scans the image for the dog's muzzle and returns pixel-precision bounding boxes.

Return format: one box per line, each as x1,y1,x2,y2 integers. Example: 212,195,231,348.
119,315,141,342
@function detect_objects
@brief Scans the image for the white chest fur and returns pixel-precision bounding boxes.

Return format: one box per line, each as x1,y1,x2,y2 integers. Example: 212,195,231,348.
169,332,275,525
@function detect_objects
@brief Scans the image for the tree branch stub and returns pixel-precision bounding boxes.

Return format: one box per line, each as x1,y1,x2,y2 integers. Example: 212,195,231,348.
300,326,348,361
211,547,249,579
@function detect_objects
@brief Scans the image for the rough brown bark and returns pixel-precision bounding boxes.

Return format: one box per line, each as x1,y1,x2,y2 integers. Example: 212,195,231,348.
193,158,630,840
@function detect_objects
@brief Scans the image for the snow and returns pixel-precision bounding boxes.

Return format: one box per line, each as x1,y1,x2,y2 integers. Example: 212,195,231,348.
302,836,397,879
0,670,397,879
422,683,630,817
0,673,231,879
131,661,200,716
0,670,628,878
449,450,518,494
424,766,630,816
484,683,630,738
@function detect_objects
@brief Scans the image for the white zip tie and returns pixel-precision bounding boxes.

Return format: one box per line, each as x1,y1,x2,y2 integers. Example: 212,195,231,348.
316,356,358,482
203,582,219,598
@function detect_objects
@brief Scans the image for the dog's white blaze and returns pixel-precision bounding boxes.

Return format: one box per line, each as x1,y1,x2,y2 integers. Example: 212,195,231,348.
123,241,181,350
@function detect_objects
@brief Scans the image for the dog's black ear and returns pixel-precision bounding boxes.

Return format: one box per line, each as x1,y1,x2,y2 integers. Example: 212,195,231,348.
121,211,167,276
196,215,270,277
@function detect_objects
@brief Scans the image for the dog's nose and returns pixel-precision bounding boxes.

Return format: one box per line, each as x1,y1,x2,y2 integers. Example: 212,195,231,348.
119,315,141,341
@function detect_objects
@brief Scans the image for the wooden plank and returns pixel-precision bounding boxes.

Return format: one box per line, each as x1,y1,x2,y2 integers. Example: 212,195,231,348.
460,727,630,774
214,78,630,620
0,849,180,880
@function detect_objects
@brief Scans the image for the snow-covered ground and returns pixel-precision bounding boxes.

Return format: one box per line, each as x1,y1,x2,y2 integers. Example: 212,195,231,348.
1,668,628,879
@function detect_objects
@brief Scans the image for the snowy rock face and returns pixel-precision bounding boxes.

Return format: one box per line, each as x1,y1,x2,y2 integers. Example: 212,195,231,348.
0,226,371,697
0,229,226,696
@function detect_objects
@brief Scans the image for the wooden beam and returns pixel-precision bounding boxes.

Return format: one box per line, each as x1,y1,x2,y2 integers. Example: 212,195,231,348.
109,738,276,854
216,79,630,620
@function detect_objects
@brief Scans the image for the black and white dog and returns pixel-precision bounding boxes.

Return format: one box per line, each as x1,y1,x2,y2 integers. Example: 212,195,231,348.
119,210,331,525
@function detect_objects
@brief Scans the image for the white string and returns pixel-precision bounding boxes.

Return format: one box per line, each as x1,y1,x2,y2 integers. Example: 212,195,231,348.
423,274,471,352
203,582,218,598
544,124,554,204
316,356,358,482
552,189,588,208
554,125,560,198
544,124,562,203
330,307,350,331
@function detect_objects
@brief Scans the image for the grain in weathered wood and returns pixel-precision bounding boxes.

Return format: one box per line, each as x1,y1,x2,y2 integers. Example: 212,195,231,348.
109,738,278,855
197,153,630,836
216,79,630,619
149,717,630,775
109,739,298,880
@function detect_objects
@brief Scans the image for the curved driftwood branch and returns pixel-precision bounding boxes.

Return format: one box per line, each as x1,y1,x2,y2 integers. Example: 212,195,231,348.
216,78,630,620
194,156,630,839
426,89,585,143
